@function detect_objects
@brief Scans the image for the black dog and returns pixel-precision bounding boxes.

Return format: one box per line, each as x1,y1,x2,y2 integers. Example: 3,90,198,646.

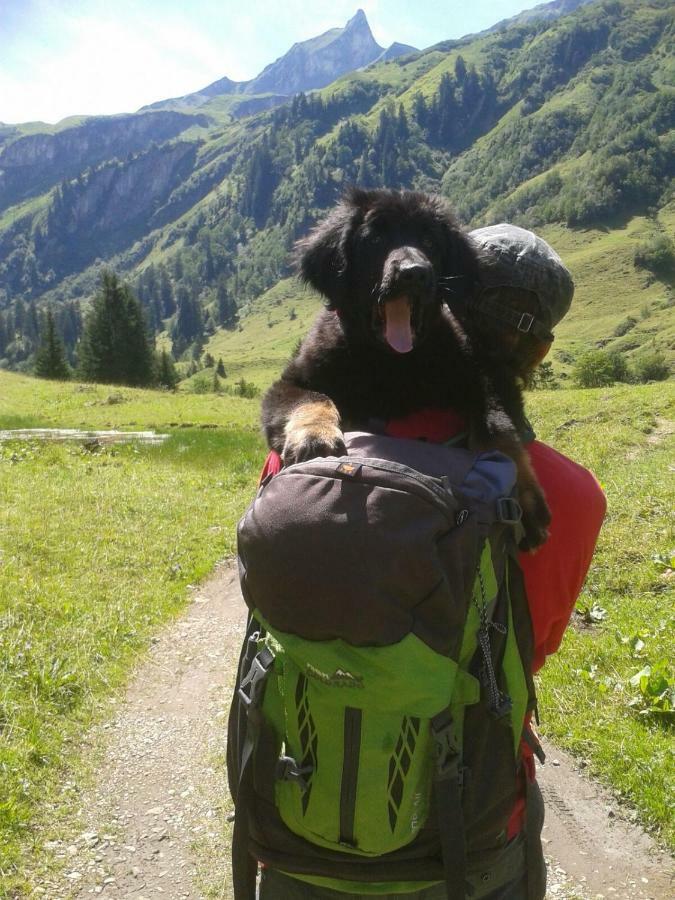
262,188,550,549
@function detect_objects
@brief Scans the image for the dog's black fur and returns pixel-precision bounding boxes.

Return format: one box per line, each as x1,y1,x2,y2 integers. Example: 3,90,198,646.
262,188,550,549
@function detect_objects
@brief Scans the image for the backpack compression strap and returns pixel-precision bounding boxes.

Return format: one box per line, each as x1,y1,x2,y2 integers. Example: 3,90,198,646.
431,711,467,900
232,645,275,900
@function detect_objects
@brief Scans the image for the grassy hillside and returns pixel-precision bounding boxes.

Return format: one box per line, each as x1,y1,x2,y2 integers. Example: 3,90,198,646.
204,278,322,388
0,371,673,895
1,0,673,379
538,205,675,375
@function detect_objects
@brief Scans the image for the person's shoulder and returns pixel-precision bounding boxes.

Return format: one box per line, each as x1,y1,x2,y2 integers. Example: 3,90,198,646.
528,440,606,514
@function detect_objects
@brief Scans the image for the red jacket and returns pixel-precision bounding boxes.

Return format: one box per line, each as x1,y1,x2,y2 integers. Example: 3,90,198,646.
260,409,606,838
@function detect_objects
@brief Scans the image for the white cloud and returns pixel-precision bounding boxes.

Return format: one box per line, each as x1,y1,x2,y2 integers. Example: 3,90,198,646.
0,0,532,124
3,0,398,122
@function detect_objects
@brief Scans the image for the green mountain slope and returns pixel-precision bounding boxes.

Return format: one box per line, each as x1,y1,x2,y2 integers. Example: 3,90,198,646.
0,0,672,377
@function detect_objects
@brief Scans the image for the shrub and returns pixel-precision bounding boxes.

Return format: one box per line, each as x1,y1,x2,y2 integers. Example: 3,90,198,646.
529,361,559,390
187,372,212,394
572,349,631,387
634,233,675,278
632,351,670,383
230,378,260,398
613,316,637,337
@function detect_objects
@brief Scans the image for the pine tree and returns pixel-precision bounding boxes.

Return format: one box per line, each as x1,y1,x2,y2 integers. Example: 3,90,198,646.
412,92,429,130
171,286,204,356
34,310,70,380
79,271,154,386
216,358,226,378
356,150,376,188
437,73,460,148
159,265,175,317
454,55,467,84
217,279,238,329
156,349,180,390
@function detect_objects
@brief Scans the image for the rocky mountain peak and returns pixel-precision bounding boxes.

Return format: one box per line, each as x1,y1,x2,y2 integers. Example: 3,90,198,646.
145,10,413,112
244,10,384,96
345,8,370,30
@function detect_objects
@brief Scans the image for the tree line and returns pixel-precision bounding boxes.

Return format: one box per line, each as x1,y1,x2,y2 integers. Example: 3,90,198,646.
33,271,180,389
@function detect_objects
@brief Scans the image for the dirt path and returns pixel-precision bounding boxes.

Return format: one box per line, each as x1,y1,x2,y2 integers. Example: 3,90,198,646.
42,563,673,899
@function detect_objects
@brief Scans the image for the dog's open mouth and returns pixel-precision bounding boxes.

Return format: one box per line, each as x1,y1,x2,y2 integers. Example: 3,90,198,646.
379,295,414,354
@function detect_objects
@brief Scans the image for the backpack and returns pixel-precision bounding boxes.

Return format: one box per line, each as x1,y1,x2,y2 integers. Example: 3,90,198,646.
227,432,542,900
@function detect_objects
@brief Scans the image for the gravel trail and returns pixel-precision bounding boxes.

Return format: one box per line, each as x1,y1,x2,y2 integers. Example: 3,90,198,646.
39,563,673,899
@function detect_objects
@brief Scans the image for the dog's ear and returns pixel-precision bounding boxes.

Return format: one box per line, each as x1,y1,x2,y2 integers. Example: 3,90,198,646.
439,213,481,301
294,195,366,308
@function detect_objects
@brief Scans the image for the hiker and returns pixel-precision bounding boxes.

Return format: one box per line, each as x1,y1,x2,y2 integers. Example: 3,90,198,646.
235,225,606,900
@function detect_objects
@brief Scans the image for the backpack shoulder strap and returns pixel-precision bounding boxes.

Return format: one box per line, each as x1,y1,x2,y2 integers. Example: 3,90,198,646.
431,710,468,900
231,639,275,900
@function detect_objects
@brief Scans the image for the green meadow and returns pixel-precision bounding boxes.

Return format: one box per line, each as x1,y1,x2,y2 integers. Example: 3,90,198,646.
0,370,673,894
0,372,264,893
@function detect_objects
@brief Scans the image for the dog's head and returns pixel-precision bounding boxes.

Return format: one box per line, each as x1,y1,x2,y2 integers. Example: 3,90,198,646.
295,188,478,353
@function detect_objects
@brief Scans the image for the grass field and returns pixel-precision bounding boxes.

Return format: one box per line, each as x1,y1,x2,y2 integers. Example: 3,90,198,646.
0,370,673,894
530,385,674,846
0,372,264,893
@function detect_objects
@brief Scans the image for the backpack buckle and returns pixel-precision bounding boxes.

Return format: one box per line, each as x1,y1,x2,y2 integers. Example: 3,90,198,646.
276,755,313,792
517,312,534,333
431,714,461,781
497,497,522,525
238,648,274,708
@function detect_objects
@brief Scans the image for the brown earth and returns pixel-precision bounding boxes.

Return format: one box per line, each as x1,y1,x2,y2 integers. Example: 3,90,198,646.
35,563,673,899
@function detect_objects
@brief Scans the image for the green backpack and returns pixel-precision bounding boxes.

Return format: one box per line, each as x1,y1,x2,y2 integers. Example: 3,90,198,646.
228,432,542,899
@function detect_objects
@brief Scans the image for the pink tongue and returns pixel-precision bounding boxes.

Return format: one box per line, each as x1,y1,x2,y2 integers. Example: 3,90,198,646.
384,297,413,353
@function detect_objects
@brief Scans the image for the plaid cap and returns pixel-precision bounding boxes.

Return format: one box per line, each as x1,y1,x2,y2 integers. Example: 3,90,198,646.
469,224,574,333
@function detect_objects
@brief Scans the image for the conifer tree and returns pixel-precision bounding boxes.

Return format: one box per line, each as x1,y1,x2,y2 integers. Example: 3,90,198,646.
34,310,70,380
156,349,180,390
79,271,154,386
171,286,204,356
159,265,175,317
217,279,238,329
216,358,226,378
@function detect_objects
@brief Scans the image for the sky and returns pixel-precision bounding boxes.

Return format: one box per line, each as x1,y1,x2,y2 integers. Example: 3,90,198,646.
2,0,547,124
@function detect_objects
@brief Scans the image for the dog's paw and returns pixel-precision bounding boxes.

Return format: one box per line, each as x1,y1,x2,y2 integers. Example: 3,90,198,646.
283,427,346,465
518,482,551,552
282,399,345,465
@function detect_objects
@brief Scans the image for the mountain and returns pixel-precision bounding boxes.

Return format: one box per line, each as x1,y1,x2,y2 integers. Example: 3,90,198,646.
144,10,415,114
373,43,419,64
0,0,672,380
244,9,385,95
484,0,597,33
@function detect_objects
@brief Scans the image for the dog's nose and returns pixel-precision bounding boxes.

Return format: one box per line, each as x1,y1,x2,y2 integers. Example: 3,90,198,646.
398,260,432,290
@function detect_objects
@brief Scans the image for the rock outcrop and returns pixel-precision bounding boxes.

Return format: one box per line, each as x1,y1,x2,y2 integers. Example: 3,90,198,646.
0,112,206,210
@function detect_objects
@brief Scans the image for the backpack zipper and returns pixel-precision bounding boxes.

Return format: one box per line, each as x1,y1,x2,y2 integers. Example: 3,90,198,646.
277,456,458,519
339,706,362,847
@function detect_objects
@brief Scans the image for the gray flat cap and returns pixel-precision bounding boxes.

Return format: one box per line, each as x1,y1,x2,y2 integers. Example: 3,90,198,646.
469,224,574,334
